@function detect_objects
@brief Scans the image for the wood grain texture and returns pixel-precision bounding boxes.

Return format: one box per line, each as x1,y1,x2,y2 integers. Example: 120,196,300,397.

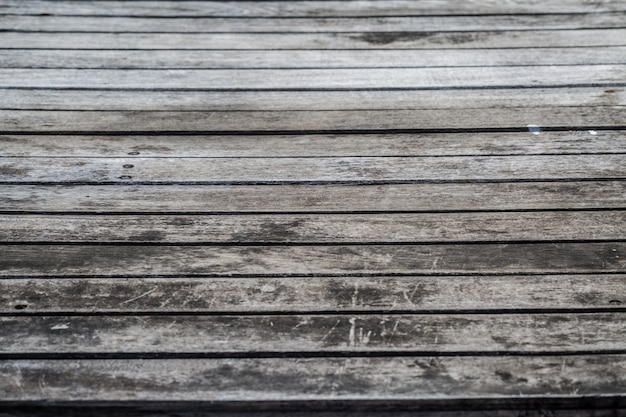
4,14,626,33
2,108,625,133
3,274,624,314
3,48,626,69
2,211,624,243
1,356,625,400
3,30,625,49
1,243,623,277
2,67,625,89
2,182,624,212
1,313,625,354
2,155,624,183
2,131,624,157
4,0,625,17
2,88,623,111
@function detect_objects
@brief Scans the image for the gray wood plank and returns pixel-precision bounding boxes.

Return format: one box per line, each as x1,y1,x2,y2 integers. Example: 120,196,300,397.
3,47,626,69
2,88,623,111
1,243,623,277
1,108,624,133
2,132,624,157
3,274,624,314
1,313,624,354
4,14,626,33
2,211,624,243
2,182,624,212
2,66,624,89
3,0,624,17
2,30,624,49
1,155,624,183
1,356,625,400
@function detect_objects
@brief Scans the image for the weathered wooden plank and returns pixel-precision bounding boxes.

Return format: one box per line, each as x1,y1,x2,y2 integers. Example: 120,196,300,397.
2,131,624,157
3,47,626,69
1,155,624,184
2,182,624,213
3,274,624,314
1,356,625,400
1,243,623,277
2,211,624,243
3,0,625,17
1,313,624,353
2,30,625,49
2,109,625,133
4,14,626,33
2,88,623,111
2,67,624,89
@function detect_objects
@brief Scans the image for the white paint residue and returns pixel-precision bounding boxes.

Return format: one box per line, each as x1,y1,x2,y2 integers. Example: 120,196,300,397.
51,324,69,330
527,124,542,135
588,130,598,135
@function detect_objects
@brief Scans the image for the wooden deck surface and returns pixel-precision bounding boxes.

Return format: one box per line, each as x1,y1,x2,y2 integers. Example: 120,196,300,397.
1,1,626,415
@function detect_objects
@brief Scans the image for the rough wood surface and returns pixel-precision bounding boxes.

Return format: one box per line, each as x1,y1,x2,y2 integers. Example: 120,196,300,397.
1,211,624,243
2,155,624,183
1,243,623,277
1,356,625,401
1,313,625,354
2,182,624,212
3,30,625,49
3,48,626,69
2,274,624,314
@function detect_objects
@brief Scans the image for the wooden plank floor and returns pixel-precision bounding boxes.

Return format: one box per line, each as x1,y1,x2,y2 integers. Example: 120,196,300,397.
1,1,626,415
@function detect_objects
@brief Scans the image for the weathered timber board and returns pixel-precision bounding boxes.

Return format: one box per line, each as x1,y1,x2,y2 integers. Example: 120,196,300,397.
1,211,624,243
1,313,625,354
3,0,625,17
1,243,623,277
2,48,626,69
2,67,625,89
2,131,624,157
1,155,624,183
2,275,624,314
1,356,625,400
2,182,624,212
2,88,622,111
2,109,623,133
4,14,626,32
2,30,625,49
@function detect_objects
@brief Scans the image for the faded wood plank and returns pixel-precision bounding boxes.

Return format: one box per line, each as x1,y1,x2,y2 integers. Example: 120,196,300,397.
3,47,626,69
2,182,624,212
1,132,624,157
4,0,625,17
1,243,623,277
2,211,624,243
2,30,625,49
3,274,624,314
1,109,624,133
1,356,625,400
2,67,624,89
1,313,624,354
2,88,622,111
4,14,626,33
1,155,624,183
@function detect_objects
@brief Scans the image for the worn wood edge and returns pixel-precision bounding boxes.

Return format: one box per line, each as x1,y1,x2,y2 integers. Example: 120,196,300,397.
1,131,624,157
1,356,625,400
1,242,623,277
0,88,623,112
1,313,625,354
2,30,625,49
2,275,624,314
2,108,624,133
3,0,626,17
1,211,625,243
